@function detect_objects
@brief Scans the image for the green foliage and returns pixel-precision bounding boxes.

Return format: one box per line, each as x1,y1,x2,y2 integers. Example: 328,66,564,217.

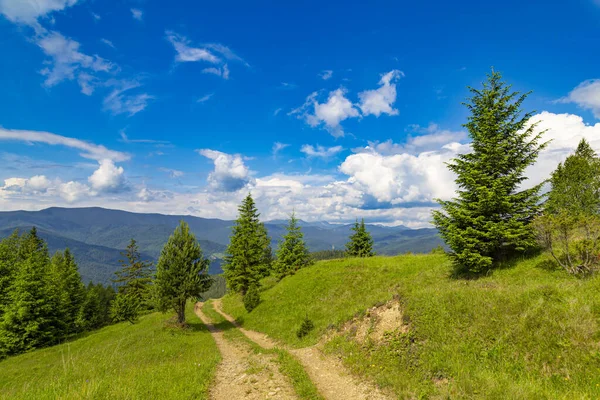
49,249,86,337
243,284,261,312
274,212,313,279
433,70,547,274
0,228,115,358
296,315,314,339
155,221,213,324
0,303,220,399
345,219,374,257
79,282,115,331
222,254,600,398
534,139,600,275
224,193,272,294
113,238,153,304
110,292,141,324
0,228,57,357
110,238,153,322
198,274,227,300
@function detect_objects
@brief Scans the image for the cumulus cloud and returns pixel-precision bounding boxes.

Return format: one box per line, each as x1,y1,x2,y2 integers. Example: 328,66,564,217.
292,70,403,136
291,89,359,137
300,144,344,158
130,8,142,21
358,70,404,117
358,124,468,155
0,0,78,26
197,149,252,192
88,159,126,193
558,79,600,118
0,128,130,162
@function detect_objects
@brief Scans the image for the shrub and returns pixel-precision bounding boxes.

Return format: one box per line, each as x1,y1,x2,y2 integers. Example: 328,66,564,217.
296,315,314,339
243,285,261,312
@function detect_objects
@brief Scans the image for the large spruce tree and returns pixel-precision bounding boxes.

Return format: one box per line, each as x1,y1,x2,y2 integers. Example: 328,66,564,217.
346,219,374,257
0,228,56,356
155,221,212,324
110,239,153,322
224,194,272,294
274,212,312,279
49,249,86,336
433,70,547,274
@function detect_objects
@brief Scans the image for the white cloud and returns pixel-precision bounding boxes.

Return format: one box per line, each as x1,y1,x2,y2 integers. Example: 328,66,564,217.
88,159,126,193
273,107,283,116
91,12,100,21
272,142,289,157
358,69,404,117
0,0,78,26
158,168,184,178
197,149,252,192
291,89,359,137
3,112,597,228
197,93,214,103
166,31,221,63
319,70,333,80
0,128,130,162
58,181,89,202
558,79,600,118
100,38,115,48
103,80,154,116
300,144,344,158
130,8,142,21
202,64,229,80
359,124,468,155
37,30,115,95
119,131,169,144
204,43,249,67
292,71,404,136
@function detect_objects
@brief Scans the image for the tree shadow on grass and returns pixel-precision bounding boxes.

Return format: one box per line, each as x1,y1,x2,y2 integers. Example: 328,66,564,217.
448,250,542,281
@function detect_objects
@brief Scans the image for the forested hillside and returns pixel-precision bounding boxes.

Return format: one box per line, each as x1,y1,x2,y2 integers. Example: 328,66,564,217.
0,207,442,283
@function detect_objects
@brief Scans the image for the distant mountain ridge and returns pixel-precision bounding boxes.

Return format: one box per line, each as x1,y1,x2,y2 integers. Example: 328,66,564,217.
0,207,442,284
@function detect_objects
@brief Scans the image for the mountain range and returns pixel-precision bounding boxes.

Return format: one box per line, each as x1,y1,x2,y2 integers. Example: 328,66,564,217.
0,207,442,284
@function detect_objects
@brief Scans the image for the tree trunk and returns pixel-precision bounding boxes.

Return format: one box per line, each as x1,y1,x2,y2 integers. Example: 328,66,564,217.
177,299,186,324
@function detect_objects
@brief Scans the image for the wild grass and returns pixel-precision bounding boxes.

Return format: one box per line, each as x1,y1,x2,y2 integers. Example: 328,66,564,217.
0,302,220,400
202,300,323,400
221,254,600,399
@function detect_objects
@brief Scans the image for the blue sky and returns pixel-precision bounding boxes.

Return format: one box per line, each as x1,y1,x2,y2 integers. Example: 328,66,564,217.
0,0,599,227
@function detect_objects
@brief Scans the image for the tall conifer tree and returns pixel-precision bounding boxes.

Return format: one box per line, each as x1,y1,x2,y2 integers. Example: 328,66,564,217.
433,70,547,273
0,229,55,356
224,194,272,294
155,221,212,324
346,219,374,257
274,212,312,278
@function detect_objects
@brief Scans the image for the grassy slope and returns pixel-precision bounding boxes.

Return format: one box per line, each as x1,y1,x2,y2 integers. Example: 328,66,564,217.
0,303,220,400
222,254,600,399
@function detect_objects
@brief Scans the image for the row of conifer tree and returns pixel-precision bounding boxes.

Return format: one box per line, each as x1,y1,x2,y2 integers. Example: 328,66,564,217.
0,228,114,358
222,194,375,311
0,198,375,357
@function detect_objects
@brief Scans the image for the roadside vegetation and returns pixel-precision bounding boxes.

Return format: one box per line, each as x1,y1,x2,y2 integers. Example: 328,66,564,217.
222,254,600,398
0,303,219,399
